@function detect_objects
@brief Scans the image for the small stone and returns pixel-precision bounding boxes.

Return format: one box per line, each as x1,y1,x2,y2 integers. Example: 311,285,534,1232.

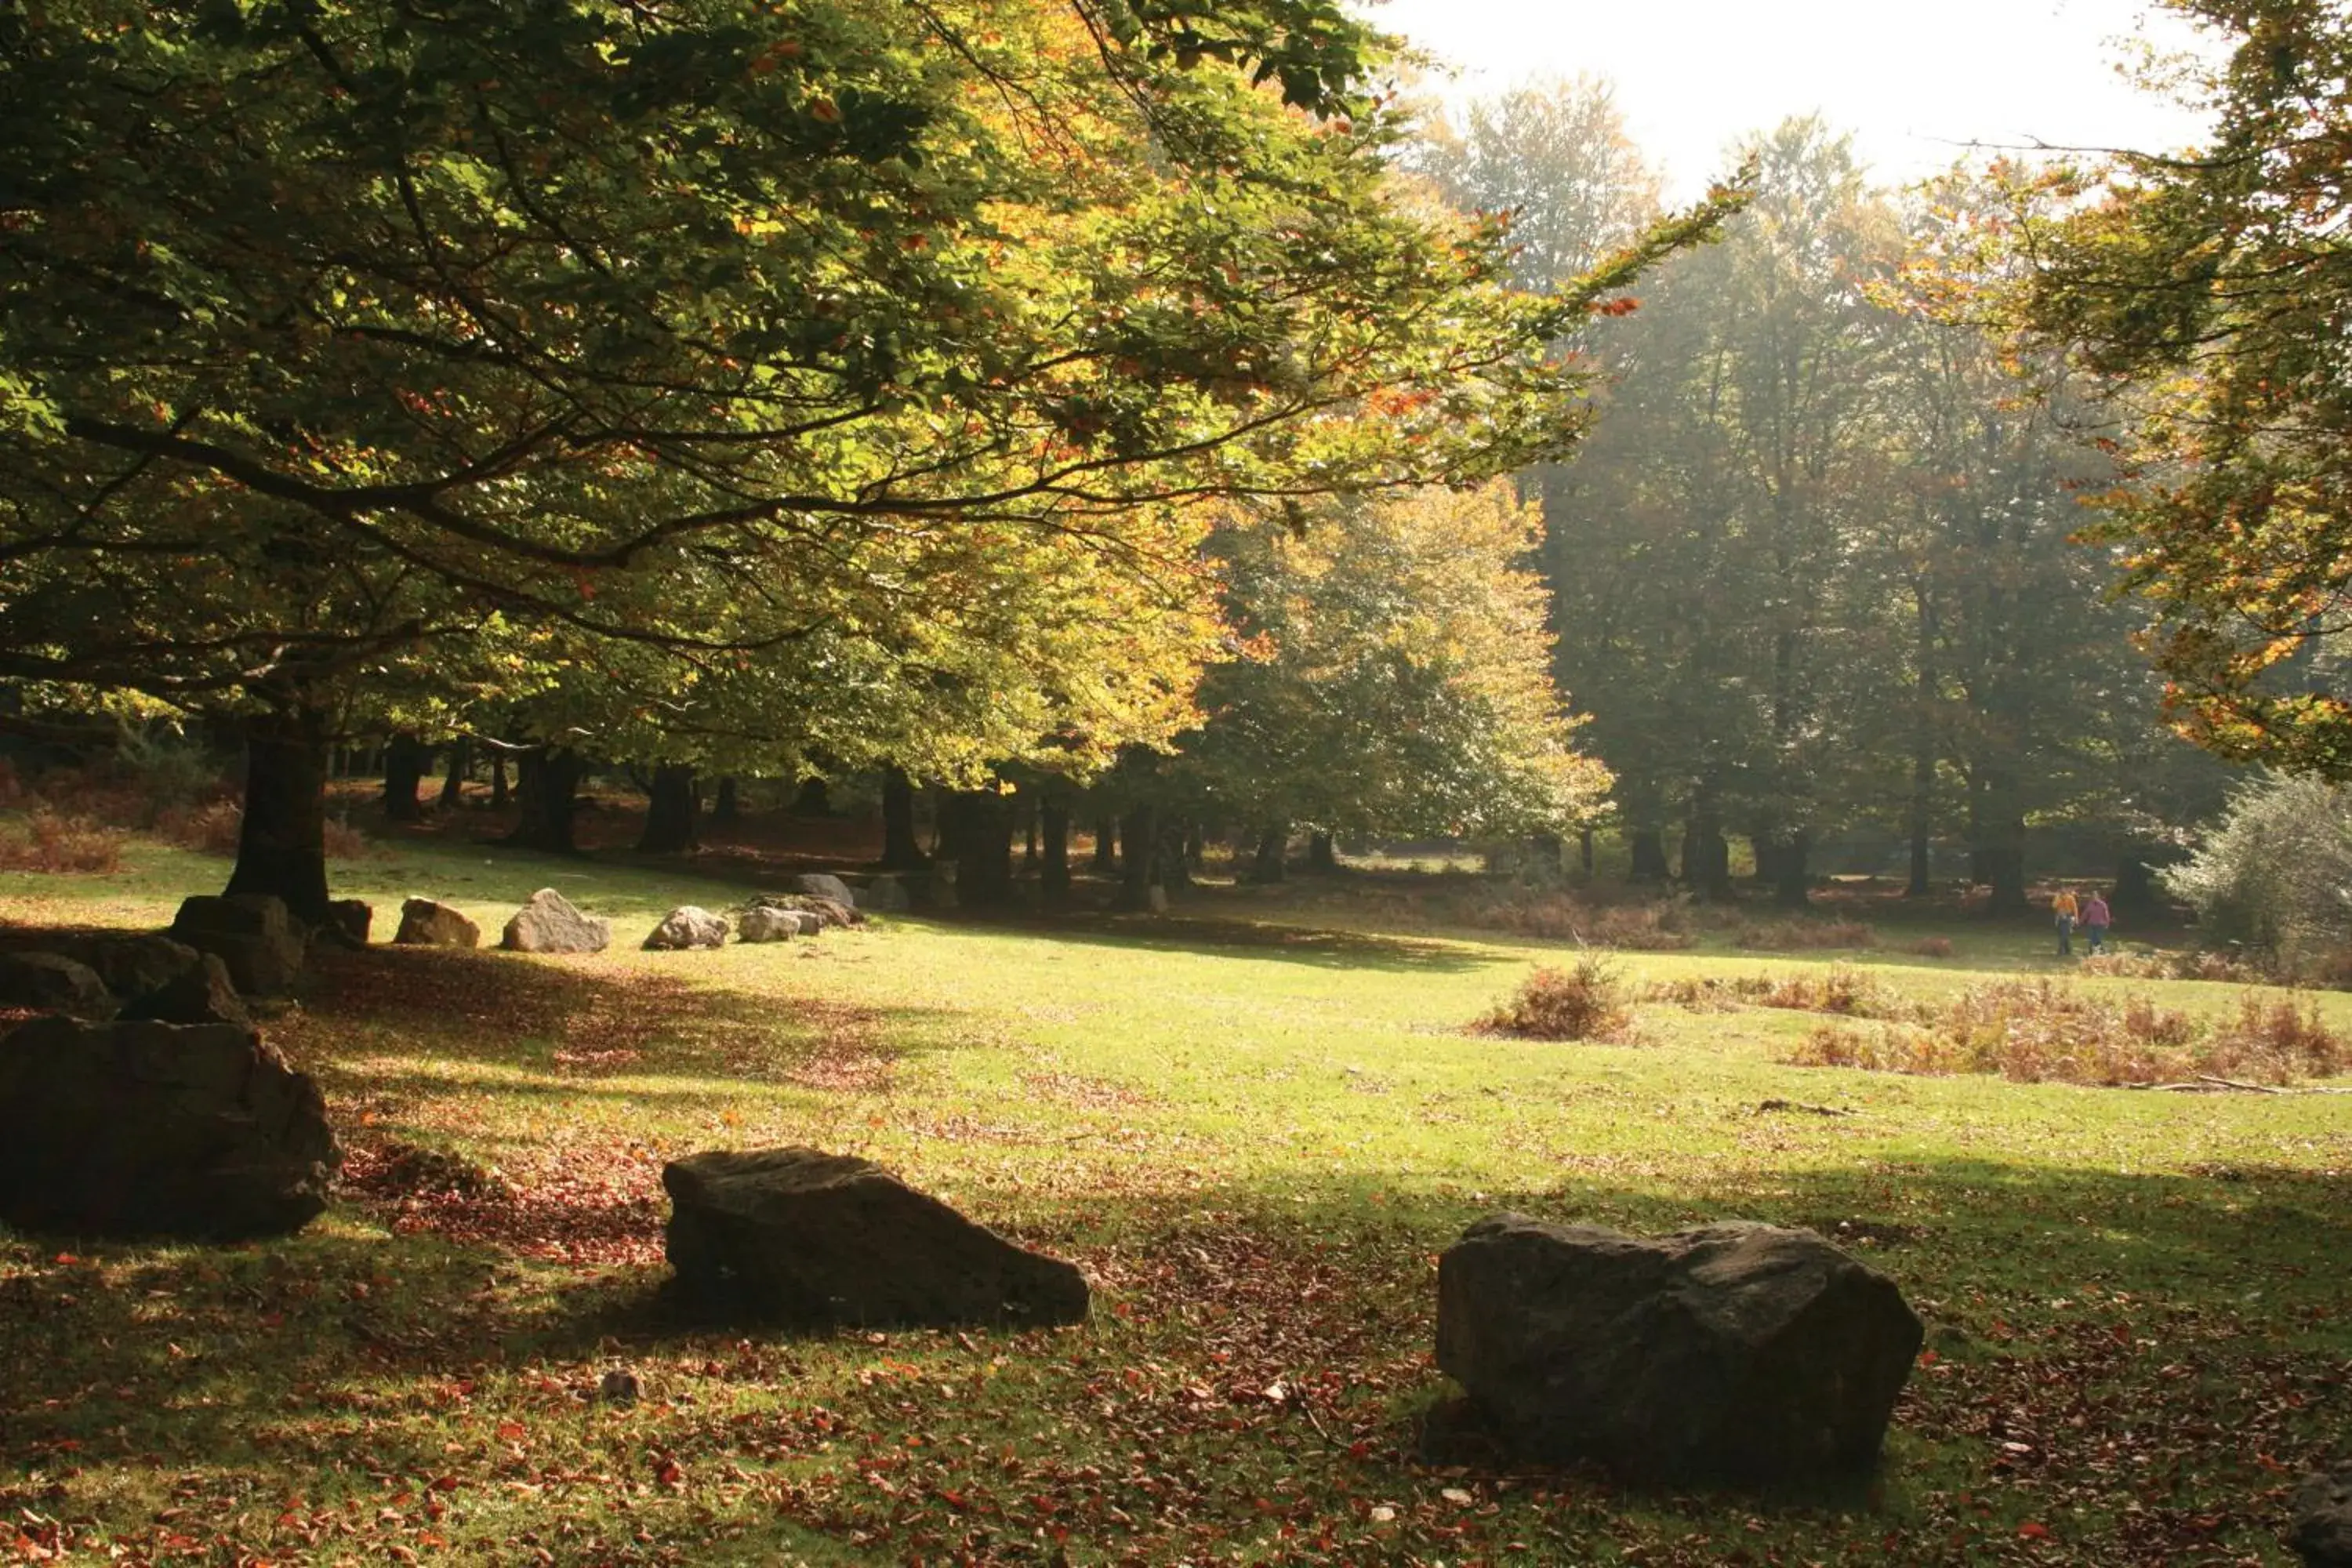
395,898,481,948
327,898,373,944
0,953,114,1018
737,906,802,943
501,888,612,954
644,906,730,950
598,1369,641,1406
121,953,252,1029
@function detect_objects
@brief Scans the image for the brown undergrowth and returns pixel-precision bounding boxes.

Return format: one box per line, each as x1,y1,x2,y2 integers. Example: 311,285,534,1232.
1476,956,1637,1042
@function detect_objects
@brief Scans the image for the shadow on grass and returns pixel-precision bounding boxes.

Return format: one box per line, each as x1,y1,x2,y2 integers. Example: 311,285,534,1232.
4,1156,2345,1563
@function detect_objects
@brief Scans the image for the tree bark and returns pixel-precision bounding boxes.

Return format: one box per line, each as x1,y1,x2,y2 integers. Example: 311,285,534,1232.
489,753,510,809
223,715,334,927
439,738,472,811
1679,786,1731,899
1091,815,1118,873
1158,818,1194,895
1579,828,1595,876
382,732,430,824
1022,791,1040,872
1770,829,1812,909
637,763,699,854
711,775,740,827
1627,826,1670,882
1116,803,1160,911
1306,831,1338,874
950,788,1015,909
1250,822,1289,884
1040,800,1071,901
791,776,832,817
880,767,928,870
507,747,584,854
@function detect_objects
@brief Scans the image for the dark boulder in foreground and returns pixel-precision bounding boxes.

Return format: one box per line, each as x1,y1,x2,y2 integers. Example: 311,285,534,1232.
663,1147,1088,1329
170,894,307,996
0,1017,339,1238
1436,1214,1922,1483
2296,1465,2352,1567
0,952,114,1018
119,953,252,1029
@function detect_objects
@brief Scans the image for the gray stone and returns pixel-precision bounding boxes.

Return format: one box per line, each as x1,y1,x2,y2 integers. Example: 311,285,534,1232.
121,953,252,1029
792,873,858,906
170,895,307,996
0,1017,339,1239
737,905,805,943
394,898,481,948
57,934,201,998
645,906,730,951
1436,1214,1922,1483
327,898,373,944
2295,1465,2352,1567
858,875,911,914
500,887,612,954
662,1147,1089,1329
748,891,860,931
0,953,114,1018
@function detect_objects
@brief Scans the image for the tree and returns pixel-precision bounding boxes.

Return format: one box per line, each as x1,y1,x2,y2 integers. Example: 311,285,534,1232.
2014,0,2352,776
0,0,1724,921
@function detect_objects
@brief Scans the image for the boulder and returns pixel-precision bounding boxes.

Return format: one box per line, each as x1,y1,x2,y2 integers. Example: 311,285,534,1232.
737,905,805,943
928,862,960,911
662,1147,1089,1329
645,906,730,951
748,892,860,931
0,1017,339,1238
792,873,858,906
500,888,612,954
120,953,252,1029
394,898,481,948
327,898,373,945
2295,1465,2352,1567
170,895,307,996
0,953,114,1018
59,934,201,998
858,875,911,914
1436,1214,1922,1483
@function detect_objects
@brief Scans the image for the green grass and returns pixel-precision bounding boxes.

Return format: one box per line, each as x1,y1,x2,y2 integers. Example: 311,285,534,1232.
2,829,2348,1565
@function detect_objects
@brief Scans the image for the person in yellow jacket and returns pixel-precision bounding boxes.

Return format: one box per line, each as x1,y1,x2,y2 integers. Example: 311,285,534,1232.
2052,888,2080,956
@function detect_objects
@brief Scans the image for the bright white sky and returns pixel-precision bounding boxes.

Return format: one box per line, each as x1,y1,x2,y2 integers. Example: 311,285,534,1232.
1363,0,2223,199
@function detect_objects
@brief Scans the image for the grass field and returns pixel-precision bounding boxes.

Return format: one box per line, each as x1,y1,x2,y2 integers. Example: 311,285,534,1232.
2,826,2348,1566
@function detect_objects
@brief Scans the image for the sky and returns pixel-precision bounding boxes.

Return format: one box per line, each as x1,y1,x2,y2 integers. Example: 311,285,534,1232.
1363,0,2223,199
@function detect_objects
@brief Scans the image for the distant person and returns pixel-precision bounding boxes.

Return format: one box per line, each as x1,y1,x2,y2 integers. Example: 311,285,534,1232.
2082,892,2111,956
2052,887,2080,956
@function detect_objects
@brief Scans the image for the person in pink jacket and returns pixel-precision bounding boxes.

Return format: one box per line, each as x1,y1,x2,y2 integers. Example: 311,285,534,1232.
2081,892,2112,956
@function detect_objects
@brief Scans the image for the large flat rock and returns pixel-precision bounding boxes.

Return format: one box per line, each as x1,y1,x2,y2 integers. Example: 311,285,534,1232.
663,1147,1087,1330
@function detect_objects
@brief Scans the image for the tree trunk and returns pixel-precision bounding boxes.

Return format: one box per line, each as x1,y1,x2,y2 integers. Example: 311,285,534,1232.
711,775,740,827
1983,833,2027,916
382,733,430,824
2113,853,2162,916
951,789,1015,909
1040,800,1071,901
507,747,584,854
1627,826,1670,882
791,776,831,817
880,767,927,870
439,738,472,811
1116,803,1160,911
1250,822,1289,884
1022,792,1040,872
489,753,510,810
931,786,965,862
1158,818,1194,895
1091,815,1118,873
1306,831,1338,874
1679,786,1731,899
1771,829,1812,909
224,716,334,927
637,763,699,855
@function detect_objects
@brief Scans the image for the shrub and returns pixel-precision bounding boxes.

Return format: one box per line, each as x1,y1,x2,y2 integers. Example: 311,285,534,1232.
2165,773,2352,963
1479,956,1635,1042
1756,964,1895,1018
1451,890,1694,950
1641,973,1772,1011
0,810,125,874
1735,919,1877,952
1907,936,1955,959
155,799,245,856
1782,978,2342,1087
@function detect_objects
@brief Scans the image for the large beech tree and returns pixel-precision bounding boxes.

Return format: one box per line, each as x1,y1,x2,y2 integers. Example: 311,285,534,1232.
0,0,1723,920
